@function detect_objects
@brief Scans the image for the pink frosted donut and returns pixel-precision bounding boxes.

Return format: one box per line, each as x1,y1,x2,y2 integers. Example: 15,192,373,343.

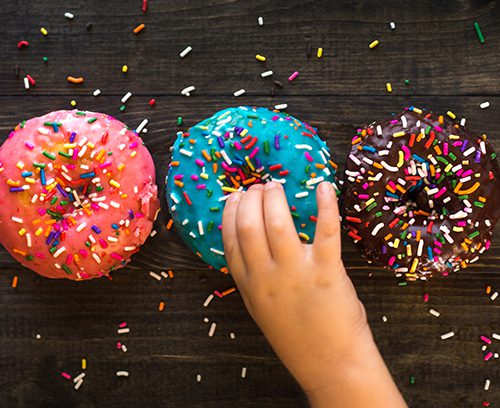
0,110,159,280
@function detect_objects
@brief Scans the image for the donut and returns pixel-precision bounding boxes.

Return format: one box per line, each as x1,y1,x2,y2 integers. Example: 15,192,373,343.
166,106,338,272
0,110,159,280
342,107,500,280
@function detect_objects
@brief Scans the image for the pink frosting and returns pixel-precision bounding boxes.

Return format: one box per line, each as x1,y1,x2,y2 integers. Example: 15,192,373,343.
0,110,159,280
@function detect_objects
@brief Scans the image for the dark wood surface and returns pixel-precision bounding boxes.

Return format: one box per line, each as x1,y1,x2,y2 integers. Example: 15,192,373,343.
1,1,499,407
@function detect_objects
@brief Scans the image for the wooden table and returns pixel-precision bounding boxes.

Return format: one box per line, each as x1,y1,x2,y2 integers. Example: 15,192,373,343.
1,1,499,406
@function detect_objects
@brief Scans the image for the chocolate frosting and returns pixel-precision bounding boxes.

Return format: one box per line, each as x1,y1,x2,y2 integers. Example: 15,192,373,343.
341,107,500,280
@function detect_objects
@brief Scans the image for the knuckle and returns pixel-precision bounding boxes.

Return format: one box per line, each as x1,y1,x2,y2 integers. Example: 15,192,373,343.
318,217,340,237
269,219,288,235
223,239,238,262
237,218,257,236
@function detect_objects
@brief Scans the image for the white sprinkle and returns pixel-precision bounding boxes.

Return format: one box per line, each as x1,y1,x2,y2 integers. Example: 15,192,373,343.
24,77,30,89
491,291,498,301
36,334,41,339
196,374,202,383
390,21,396,30
401,115,407,128
274,103,287,110
376,125,382,135
241,367,247,378
443,233,454,244
417,239,424,256
179,45,192,58
429,308,440,317
440,225,451,235
208,322,217,337
450,210,468,220
381,161,398,172
91,252,102,264
306,176,325,186
210,247,224,256
203,317,209,323
295,191,309,198
181,85,195,96
121,344,128,353
480,101,490,109
149,271,162,281
11,216,23,223
261,70,273,78
484,379,491,391
371,223,384,236
179,148,193,157
135,119,148,134
116,371,129,377
233,89,246,97
220,149,232,165
382,316,388,323
460,118,466,126
295,144,313,150
349,154,361,166
73,373,86,383
64,12,74,19
170,193,180,205
77,145,87,159
463,146,476,157
441,331,455,340
197,220,205,236
270,177,286,184
121,92,132,103
258,16,264,26
117,328,130,334
26,233,32,248
230,332,236,339
124,245,136,252
74,379,83,390
492,333,500,340
203,294,214,307
480,141,487,154
52,246,66,258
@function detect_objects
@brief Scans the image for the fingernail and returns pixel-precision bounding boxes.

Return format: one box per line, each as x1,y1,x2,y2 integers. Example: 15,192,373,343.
318,181,332,195
264,181,279,190
250,183,264,190
228,192,241,203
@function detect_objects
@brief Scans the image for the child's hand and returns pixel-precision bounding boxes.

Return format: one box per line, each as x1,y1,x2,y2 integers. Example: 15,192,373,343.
222,181,407,408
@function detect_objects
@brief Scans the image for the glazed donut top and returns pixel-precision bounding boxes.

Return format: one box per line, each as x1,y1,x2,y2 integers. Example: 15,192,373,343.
166,106,338,272
342,107,500,280
0,110,159,280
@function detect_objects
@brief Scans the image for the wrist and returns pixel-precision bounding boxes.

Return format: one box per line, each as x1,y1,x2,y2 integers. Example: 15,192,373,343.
302,334,378,395
304,339,406,408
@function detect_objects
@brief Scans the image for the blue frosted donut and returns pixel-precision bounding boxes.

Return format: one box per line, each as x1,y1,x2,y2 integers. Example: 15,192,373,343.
165,106,338,272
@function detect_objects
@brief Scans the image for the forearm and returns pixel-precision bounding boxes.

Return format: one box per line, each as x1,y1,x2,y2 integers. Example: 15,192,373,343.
305,341,407,408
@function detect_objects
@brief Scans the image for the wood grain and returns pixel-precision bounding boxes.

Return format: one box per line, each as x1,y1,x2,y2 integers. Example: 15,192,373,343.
0,1,499,407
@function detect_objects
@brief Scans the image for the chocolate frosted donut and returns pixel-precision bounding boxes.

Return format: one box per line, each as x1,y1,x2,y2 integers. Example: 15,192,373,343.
342,107,500,280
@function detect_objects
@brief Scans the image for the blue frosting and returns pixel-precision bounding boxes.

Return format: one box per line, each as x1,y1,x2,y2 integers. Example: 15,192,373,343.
166,106,337,271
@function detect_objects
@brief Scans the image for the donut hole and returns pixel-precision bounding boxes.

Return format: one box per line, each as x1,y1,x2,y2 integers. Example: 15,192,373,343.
36,156,113,221
404,180,434,214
